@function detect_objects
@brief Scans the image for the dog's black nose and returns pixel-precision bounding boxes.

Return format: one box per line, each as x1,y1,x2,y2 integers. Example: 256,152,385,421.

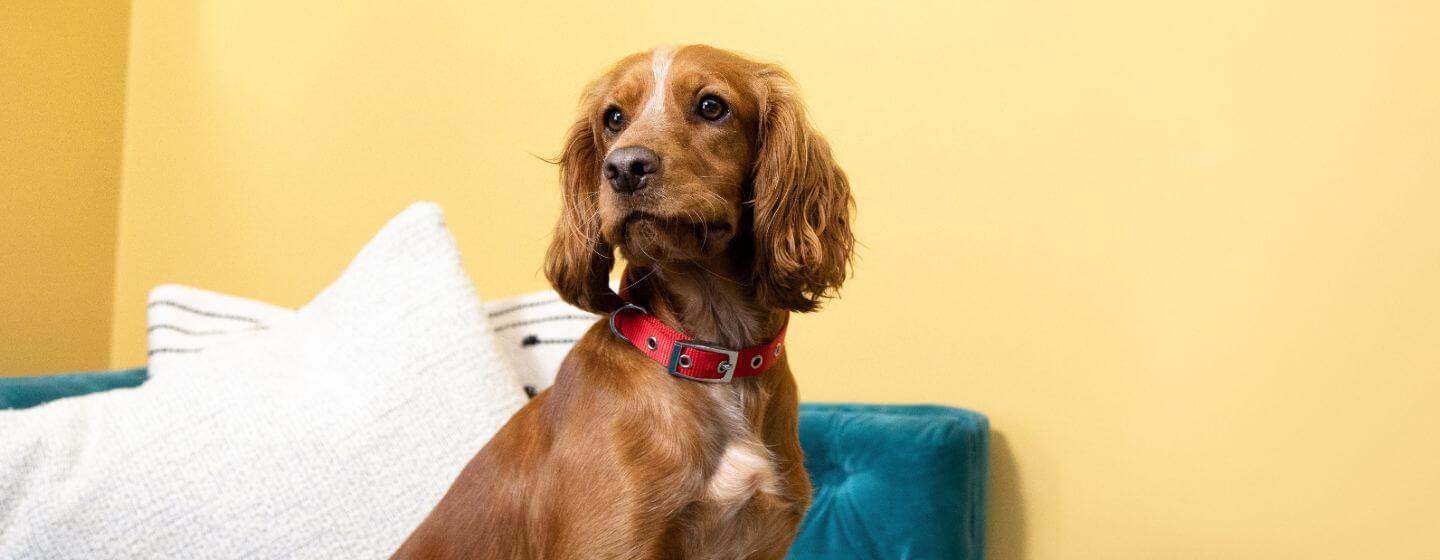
603,147,659,193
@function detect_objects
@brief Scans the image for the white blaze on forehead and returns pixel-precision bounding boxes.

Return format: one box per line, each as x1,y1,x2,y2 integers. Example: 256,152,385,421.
640,46,677,118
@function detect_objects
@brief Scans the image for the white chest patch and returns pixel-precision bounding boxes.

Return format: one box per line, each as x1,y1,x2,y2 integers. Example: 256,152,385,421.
641,46,676,118
705,442,780,505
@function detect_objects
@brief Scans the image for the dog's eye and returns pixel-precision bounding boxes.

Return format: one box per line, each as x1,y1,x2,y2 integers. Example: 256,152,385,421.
696,96,728,121
603,108,625,132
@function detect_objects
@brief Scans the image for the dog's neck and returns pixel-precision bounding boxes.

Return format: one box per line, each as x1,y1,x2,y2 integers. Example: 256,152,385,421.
623,260,786,350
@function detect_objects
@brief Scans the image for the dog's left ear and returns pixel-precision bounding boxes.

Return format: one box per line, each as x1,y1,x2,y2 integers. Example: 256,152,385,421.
544,101,621,314
750,67,856,313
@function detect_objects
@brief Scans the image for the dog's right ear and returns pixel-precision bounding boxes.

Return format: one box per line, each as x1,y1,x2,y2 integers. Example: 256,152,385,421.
544,105,620,314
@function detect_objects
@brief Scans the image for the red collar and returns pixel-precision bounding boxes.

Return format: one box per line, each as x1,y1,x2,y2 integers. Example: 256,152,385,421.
608,274,787,383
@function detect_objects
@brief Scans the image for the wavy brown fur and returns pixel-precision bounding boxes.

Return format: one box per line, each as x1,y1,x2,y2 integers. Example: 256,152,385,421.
395,45,853,560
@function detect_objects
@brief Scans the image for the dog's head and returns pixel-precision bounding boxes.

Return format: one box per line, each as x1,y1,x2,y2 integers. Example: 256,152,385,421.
545,45,854,314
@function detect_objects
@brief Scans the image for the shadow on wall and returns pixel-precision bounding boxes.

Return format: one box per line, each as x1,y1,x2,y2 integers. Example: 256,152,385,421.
988,431,1027,560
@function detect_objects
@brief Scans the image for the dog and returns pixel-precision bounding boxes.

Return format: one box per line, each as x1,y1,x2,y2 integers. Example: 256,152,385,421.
393,44,854,560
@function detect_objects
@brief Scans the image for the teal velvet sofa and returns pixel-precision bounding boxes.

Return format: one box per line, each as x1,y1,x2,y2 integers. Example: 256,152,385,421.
0,367,148,410
1,370,989,559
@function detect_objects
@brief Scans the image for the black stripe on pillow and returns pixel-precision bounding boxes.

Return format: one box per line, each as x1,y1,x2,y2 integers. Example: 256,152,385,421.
147,324,268,336
521,335,579,347
486,298,562,318
147,348,204,356
494,315,598,332
147,301,263,324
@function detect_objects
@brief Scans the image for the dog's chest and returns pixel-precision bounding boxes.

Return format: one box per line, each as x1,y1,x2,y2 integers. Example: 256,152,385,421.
673,439,793,559
704,441,780,506
696,389,781,508
659,383,804,558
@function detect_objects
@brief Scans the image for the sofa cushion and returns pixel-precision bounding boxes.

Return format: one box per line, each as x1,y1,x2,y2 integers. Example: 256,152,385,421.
791,403,989,560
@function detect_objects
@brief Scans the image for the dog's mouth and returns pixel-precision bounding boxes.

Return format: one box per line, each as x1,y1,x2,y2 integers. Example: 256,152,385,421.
620,211,732,239
612,211,735,262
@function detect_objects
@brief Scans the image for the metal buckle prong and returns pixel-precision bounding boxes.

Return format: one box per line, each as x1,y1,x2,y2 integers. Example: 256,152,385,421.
668,340,738,383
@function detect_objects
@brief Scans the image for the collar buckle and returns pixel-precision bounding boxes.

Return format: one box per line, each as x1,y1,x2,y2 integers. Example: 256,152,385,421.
668,340,738,383
608,303,647,343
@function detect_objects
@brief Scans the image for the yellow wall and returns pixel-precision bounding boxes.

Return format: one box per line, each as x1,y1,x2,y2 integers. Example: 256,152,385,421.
0,0,129,375
106,0,1440,558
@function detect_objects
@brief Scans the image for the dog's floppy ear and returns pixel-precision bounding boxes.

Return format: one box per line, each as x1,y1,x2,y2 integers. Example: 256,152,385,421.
750,67,855,313
545,100,620,314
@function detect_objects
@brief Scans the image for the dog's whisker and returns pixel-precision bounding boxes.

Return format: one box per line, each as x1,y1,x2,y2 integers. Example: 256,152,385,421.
696,261,743,287
629,266,661,290
560,196,600,246
636,239,659,264
684,207,710,249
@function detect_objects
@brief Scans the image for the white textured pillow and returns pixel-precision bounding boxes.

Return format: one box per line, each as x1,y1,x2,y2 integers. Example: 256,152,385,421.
0,202,527,558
